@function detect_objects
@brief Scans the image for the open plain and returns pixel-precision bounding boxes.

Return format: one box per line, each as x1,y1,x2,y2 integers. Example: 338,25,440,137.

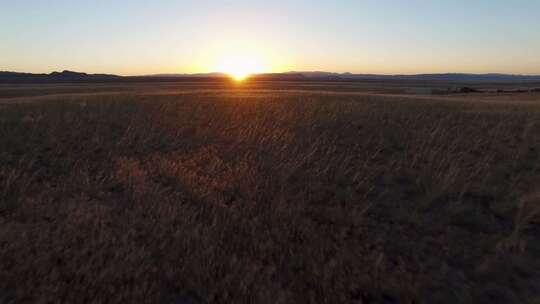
1,81,540,303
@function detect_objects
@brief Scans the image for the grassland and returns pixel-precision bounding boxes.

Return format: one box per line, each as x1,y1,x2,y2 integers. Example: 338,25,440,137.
1,82,540,303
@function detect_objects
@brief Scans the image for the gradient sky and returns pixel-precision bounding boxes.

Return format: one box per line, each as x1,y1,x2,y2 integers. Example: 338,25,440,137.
1,0,540,75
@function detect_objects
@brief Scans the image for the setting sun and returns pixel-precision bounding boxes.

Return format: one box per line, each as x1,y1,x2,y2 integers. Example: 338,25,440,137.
214,55,266,81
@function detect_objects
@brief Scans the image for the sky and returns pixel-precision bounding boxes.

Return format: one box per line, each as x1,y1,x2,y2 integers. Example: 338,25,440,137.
1,0,540,76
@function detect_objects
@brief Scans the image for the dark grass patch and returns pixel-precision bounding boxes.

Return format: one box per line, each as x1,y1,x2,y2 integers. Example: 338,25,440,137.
1,86,540,303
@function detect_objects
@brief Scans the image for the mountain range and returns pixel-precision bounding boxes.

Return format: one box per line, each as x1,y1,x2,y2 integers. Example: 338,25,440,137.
2,70,540,82
0,70,120,81
274,71,540,81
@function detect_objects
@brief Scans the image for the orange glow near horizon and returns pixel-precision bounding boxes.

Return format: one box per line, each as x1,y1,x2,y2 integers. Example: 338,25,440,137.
190,42,290,79
213,54,267,81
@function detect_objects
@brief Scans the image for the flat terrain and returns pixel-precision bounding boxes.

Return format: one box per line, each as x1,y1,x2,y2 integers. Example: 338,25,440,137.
1,81,540,303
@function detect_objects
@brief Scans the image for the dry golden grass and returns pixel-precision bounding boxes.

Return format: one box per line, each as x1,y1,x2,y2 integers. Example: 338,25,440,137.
1,84,540,303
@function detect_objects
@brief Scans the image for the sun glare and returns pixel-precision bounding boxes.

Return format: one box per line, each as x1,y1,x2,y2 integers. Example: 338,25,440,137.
215,55,266,81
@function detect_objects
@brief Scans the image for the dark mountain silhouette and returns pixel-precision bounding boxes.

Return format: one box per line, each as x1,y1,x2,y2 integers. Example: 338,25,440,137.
249,73,308,81
62,70,119,78
286,72,540,81
0,70,121,82
143,72,228,78
144,71,540,81
2,70,540,83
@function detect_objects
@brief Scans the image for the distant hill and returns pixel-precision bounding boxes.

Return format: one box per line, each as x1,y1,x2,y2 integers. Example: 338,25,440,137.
2,70,540,83
249,73,308,81
49,70,120,79
142,72,228,78
287,72,540,82
145,71,540,82
0,70,121,82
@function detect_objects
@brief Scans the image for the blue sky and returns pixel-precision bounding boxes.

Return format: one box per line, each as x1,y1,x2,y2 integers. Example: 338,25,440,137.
1,0,539,75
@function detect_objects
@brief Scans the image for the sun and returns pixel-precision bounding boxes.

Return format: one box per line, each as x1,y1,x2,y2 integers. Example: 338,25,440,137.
214,55,266,81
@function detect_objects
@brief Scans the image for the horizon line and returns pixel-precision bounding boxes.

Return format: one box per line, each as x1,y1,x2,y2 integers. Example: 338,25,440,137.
3,69,540,77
